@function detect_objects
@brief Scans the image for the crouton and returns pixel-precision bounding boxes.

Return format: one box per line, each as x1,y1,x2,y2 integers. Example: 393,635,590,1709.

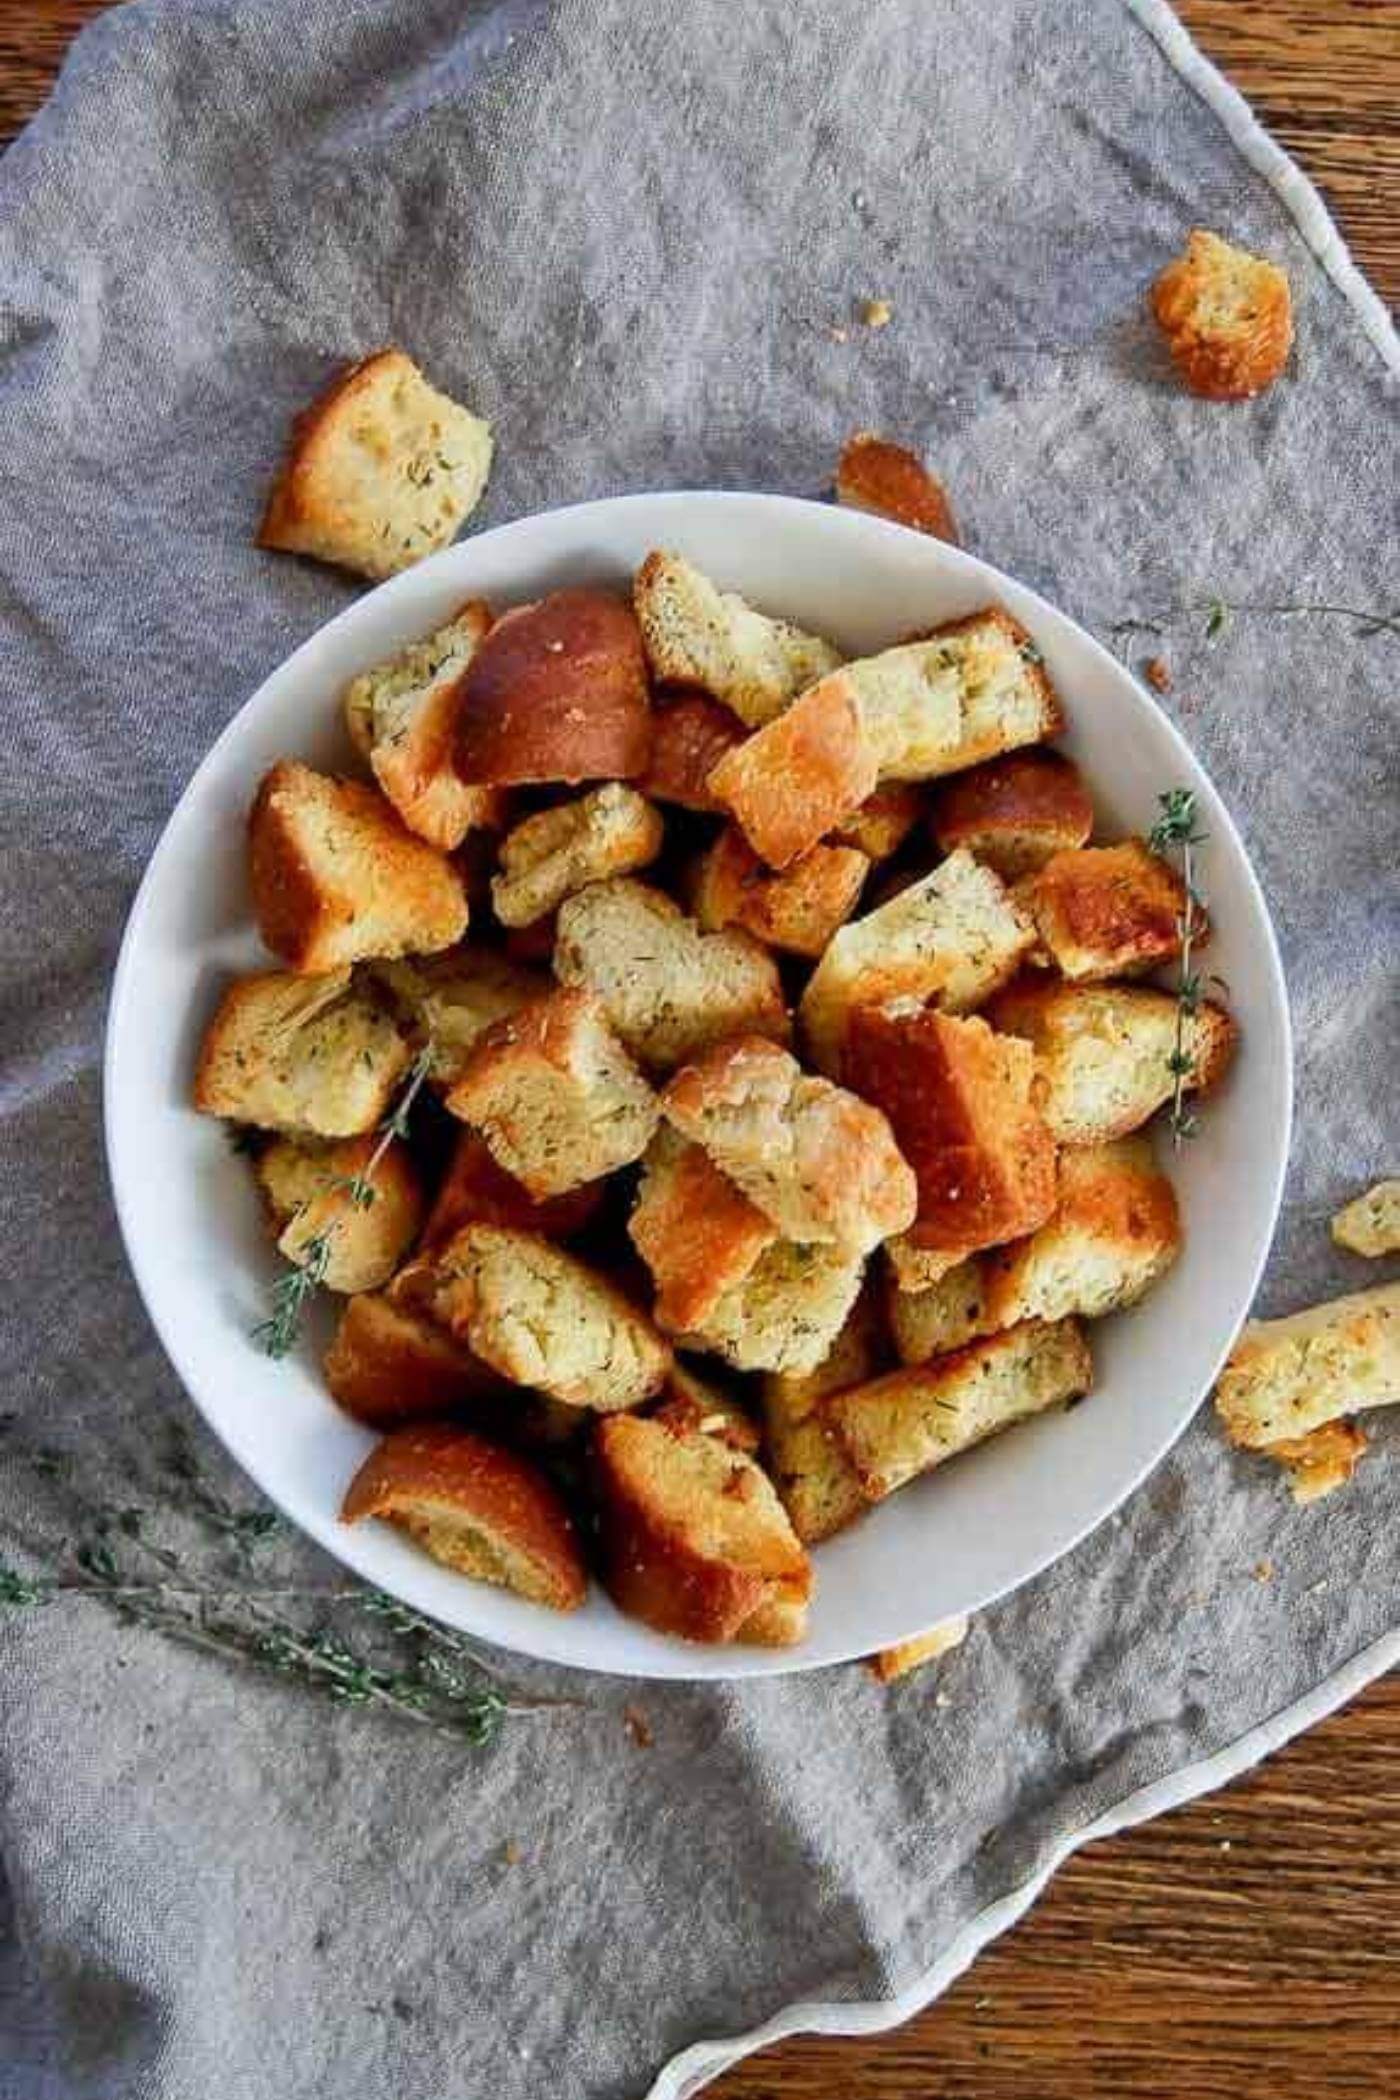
257,349,493,580
761,1286,884,1542
345,604,493,761
422,1129,606,1252
256,1133,424,1293
662,1036,916,1256
1017,840,1200,981
707,679,881,870
639,691,748,812
1332,1181,1400,1259
692,828,869,958
1266,1421,1369,1506
373,946,548,1086
429,1225,671,1411
629,1131,778,1332
830,783,925,862
887,1256,990,1363
826,1318,1093,1501
323,1289,509,1427
342,601,505,850
846,1005,1057,1275
633,550,843,728
652,1359,761,1454
553,878,789,1073
445,988,658,1197
1214,1282,1400,1450
867,1616,969,1683
593,1412,811,1644
930,749,1094,879
1151,229,1293,401
800,848,1034,1077
676,1239,866,1378
986,978,1237,1144
341,1423,586,1610
249,761,468,973
491,785,664,928
453,589,652,786
836,433,960,544
982,1138,1180,1328
193,969,411,1137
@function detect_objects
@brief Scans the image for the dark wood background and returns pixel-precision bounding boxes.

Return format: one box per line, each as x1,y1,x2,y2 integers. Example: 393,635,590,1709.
2,3,1396,2094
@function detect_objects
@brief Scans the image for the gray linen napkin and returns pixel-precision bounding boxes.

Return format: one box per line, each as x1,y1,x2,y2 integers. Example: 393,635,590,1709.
1,2,1397,2095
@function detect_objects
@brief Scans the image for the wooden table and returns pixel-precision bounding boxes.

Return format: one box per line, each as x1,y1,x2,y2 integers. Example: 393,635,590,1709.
3,5,1396,2095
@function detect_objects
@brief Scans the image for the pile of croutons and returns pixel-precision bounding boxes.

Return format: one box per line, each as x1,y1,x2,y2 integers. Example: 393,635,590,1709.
194,548,1240,1646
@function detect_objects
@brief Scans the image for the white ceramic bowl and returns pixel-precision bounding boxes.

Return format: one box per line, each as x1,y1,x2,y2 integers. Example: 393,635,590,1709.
105,492,1291,1680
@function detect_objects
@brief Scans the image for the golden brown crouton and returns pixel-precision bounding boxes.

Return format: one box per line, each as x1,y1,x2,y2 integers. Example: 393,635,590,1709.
760,1286,884,1543
836,432,960,544
249,761,468,974
453,589,652,787
445,988,658,1198
633,550,843,728
1331,1181,1400,1259
867,1616,969,1682
629,1131,778,1333
323,1289,509,1427
1151,230,1293,401
593,1412,811,1644
553,878,789,1073
826,1318,1093,1501
800,848,1034,1077
1214,1282,1400,1451
638,690,748,812
421,1129,604,1252
708,679,880,870
372,946,548,1086
491,785,664,928
257,349,493,580
652,1359,762,1454
256,1133,424,1294
429,1225,672,1411
675,1239,866,1378
930,749,1094,879
344,603,492,761
846,1005,1057,1277
830,783,925,862
662,1036,917,1256
887,1257,991,1364
341,1423,586,1610
193,969,411,1137
692,829,869,958
1266,1421,1369,1506
980,1138,1181,1328
986,978,1237,1144
1018,840,1200,982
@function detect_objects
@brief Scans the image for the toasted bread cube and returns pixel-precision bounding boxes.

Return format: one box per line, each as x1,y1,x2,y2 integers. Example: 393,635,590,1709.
1151,230,1293,402
633,550,843,728
256,1133,424,1293
258,350,493,580
867,1616,969,1683
639,691,748,812
1018,840,1199,982
373,946,548,1086
193,969,411,1137
761,1285,884,1543
1331,1181,1400,1259
653,1359,761,1454
341,1423,586,1610
249,761,468,973
1214,1282,1400,1451
629,1131,778,1332
345,603,492,761
846,1006,1057,1273
323,1289,509,1427
445,988,658,1198
453,589,652,787
692,829,869,958
836,433,959,544
708,679,881,870
429,1225,671,1411
1265,1421,1369,1506
662,1036,916,1256
986,978,1237,1144
343,601,505,850
801,848,1034,1077
827,1318,1092,1501
593,1412,811,1644
676,1239,866,1378
888,1257,990,1362
831,783,925,862
422,1128,605,1252
553,878,789,1073
930,749,1094,879
491,785,664,929
980,1139,1181,1329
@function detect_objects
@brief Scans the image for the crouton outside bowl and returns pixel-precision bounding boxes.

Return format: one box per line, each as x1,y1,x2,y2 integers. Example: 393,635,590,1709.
105,492,1291,1680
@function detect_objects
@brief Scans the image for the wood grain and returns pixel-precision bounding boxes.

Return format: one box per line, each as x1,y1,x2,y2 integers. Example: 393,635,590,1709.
1,5,1397,2097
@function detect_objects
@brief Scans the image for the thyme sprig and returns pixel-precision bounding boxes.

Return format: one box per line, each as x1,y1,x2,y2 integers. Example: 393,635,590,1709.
1148,787,1209,1146
1109,597,1400,656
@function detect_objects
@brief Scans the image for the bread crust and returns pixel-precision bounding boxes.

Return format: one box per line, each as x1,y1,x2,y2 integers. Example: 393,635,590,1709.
836,433,959,544
630,1131,778,1332
639,691,747,811
422,1129,605,1251
930,748,1093,879
867,1615,969,1682
708,680,880,869
452,589,652,786
1017,840,1201,981
692,828,869,958
1266,1421,1368,1505
323,1289,509,1427
830,783,924,862
652,1360,762,1454
1151,230,1293,401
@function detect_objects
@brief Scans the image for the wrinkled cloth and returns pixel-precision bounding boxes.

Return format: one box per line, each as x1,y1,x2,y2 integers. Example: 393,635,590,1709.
1,3,1397,2096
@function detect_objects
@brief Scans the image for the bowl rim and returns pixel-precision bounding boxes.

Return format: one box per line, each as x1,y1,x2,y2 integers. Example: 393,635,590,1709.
103,489,1293,1681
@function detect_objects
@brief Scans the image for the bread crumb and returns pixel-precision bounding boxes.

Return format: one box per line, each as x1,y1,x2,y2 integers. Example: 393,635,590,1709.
502,1839,523,1866
623,1704,654,1749
860,297,893,329
1252,1559,1273,1583
1144,656,1172,693
828,326,849,344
